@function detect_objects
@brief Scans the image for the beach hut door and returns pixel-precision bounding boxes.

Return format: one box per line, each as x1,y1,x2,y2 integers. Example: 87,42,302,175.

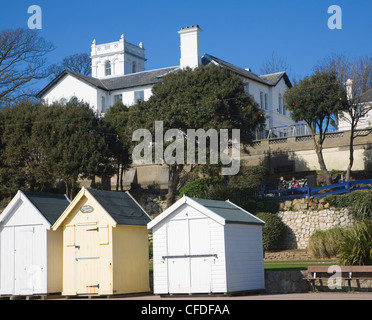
14,225,45,295
75,224,100,295
166,217,212,294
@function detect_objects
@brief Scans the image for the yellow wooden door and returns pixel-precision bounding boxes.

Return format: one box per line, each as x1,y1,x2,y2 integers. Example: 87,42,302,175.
75,224,100,295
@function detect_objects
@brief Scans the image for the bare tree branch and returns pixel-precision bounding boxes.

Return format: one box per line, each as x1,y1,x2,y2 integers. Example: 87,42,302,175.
0,28,54,105
260,51,291,75
49,53,92,78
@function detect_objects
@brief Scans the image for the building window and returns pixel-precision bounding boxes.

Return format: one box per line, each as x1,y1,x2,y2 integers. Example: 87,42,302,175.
132,61,136,73
114,94,122,103
264,93,268,110
101,96,106,113
359,105,366,117
278,93,283,114
244,83,249,94
260,92,264,109
105,60,111,76
134,90,144,103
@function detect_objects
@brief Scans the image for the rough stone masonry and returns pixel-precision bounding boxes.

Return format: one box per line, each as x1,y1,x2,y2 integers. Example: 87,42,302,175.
277,197,354,249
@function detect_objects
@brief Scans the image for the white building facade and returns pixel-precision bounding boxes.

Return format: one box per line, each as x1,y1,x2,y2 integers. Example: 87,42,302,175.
37,25,300,136
338,79,372,131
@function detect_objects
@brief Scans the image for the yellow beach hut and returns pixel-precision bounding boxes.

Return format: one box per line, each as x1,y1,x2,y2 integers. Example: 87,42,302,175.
52,187,151,297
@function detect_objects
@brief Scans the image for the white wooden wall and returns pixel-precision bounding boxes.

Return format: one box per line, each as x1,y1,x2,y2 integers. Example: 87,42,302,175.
224,223,265,292
0,197,49,295
151,203,227,294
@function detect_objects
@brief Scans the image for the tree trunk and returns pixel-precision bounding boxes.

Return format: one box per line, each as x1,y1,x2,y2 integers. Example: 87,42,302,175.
345,131,355,182
120,163,124,191
116,161,120,191
315,146,332,185
166,164,183,207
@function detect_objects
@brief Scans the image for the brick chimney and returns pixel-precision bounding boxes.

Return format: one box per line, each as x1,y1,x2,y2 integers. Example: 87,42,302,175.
178,25,202,69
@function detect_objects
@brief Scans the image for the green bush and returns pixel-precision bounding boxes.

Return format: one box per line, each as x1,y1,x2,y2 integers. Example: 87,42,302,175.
338,221,372,266
228,165,268,189
308,227,346,259
325,191,372,221
256,212,286,251
179,176,224,198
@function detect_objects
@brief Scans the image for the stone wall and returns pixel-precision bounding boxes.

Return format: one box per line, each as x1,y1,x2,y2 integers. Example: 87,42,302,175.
242,129,372,173
264,270,372,293
276,198,354,249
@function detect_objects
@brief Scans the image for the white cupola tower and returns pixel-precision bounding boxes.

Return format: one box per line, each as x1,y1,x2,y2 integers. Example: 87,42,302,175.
90,34,146,79
178,25,202,69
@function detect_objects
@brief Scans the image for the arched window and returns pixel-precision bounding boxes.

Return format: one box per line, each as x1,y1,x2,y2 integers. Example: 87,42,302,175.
105,60,111,76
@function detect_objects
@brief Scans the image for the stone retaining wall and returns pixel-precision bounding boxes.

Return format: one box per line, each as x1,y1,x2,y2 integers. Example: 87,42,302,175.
276,198,354,249
264,249,311,261
264,271,372,293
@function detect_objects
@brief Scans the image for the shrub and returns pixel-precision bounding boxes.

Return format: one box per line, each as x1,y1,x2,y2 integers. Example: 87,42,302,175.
228,165,268,189
308,227,346,259
325,191,372,221
179,176,224,198
256,212,286,251
338,221,372,265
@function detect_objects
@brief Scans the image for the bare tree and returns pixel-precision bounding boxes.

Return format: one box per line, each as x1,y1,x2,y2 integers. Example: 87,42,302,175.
260,51,291,75
49,53,91,78
0,29,54,105
316,53,372,181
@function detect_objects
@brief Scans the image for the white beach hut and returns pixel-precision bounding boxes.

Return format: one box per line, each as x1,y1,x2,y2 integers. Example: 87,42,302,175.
0,191,70,296
147,196,266,295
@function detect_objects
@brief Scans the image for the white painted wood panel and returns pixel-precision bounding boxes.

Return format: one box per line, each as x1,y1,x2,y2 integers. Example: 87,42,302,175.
224,224,265,292
152,223,168,294
13,225,46,295
0,226,14,294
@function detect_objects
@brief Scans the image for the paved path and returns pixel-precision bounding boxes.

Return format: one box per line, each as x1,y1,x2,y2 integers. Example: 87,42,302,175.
59,292,372,300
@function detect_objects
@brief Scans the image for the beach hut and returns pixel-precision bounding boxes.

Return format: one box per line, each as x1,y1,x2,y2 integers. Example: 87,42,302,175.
148,196,266,295
0,191,70,296
52,187,151,296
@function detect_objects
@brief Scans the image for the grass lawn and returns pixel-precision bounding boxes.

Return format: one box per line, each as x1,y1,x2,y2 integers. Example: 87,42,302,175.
264,259,338,271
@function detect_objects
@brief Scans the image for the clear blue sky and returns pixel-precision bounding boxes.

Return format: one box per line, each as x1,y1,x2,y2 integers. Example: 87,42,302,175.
1,0,371,90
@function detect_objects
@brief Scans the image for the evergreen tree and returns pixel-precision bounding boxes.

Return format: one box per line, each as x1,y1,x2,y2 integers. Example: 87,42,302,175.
0,100,114,199
284,70,348,184
127,64,265,206
103,101,131,191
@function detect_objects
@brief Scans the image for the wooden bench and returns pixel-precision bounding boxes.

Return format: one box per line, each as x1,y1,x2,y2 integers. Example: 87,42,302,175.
306,266,372,292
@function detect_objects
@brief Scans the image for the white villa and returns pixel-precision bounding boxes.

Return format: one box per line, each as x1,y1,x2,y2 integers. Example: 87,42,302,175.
338,79,372,131
36,25,302,139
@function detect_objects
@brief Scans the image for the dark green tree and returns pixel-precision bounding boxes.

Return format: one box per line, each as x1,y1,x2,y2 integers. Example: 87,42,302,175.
0,100,114,199
0,100,38,196
127,64,265,206
284,70,348,185
103,101,131,191
32,100,114,198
